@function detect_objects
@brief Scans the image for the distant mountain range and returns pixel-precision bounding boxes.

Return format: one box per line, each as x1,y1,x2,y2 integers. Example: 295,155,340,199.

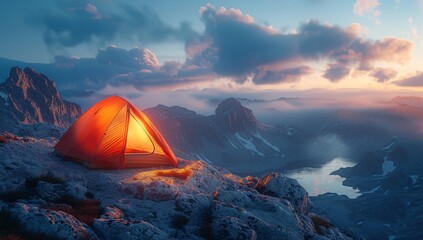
0,65,409,176
2,66,421,167
143,97,349,175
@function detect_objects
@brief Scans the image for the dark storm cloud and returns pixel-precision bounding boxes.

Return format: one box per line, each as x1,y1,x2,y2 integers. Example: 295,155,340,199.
298,21,356,60
371,67,397,83
51,47,214,91
34,3,415,91
252,66,313,84
187,5,413,83
394,72,423,87
323,64,351,82
33,1,197,48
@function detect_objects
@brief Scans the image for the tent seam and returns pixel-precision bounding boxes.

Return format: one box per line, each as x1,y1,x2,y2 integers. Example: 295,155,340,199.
94,104,127,163
121,103,130,168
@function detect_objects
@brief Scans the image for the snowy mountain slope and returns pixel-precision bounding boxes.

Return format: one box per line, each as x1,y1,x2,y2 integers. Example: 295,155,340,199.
0,130,359,240
144,99,332,176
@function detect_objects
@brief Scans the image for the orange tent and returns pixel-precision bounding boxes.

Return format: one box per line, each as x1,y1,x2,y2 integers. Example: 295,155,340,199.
54,96,178,169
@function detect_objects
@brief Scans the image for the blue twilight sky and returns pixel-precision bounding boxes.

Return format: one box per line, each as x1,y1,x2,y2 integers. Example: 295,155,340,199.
1,0,423,92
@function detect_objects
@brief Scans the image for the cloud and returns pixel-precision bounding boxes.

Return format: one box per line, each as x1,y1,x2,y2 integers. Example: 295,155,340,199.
187,5,412,83
363,37,413,63
50,46,215,91
32,1,198,49
353,0,380,16
394,72,423,87
323,64,351,82
36,4,415,91
108,62,215,90
371,68,397,83
252,66,313,84
96,46,160,70
353,0,381,23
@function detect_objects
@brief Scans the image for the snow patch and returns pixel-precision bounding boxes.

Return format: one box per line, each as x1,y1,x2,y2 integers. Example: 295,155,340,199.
381,141,395,151
228,140,239,149
234,133,264,156
0,91,9,105
410,175,419,184
361,186,380,194
381,157,396,176
254,132,280,152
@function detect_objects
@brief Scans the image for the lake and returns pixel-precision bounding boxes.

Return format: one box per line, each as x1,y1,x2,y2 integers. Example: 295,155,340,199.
284,157,361,198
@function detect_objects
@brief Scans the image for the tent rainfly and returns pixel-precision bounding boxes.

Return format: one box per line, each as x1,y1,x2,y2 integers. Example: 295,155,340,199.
54,96,178,169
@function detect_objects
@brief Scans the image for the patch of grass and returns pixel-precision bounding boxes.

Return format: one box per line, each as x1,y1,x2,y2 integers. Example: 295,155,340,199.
0,210,57,240
46,195,102,226
156,168,192,180
25,174,65,189
172,214,189,229
310,214,332,235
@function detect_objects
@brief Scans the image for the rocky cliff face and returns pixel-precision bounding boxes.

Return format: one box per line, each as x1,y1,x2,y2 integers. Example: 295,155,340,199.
214,97,260,132
0,67,81,127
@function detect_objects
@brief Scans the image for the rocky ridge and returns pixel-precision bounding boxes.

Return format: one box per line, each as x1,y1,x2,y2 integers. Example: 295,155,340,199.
0,67,81,128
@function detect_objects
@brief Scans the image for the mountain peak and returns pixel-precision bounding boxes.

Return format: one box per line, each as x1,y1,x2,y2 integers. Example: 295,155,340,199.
0,67,81,127
215,97,259,132
147,104,197,119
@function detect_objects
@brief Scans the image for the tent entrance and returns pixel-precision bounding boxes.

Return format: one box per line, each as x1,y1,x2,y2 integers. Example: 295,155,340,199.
125,112,154,154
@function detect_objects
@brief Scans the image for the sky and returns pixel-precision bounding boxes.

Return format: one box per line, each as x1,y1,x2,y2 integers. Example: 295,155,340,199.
2,0,423,105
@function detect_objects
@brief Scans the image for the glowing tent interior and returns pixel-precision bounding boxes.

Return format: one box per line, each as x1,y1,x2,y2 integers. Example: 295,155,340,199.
54,96,178,169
